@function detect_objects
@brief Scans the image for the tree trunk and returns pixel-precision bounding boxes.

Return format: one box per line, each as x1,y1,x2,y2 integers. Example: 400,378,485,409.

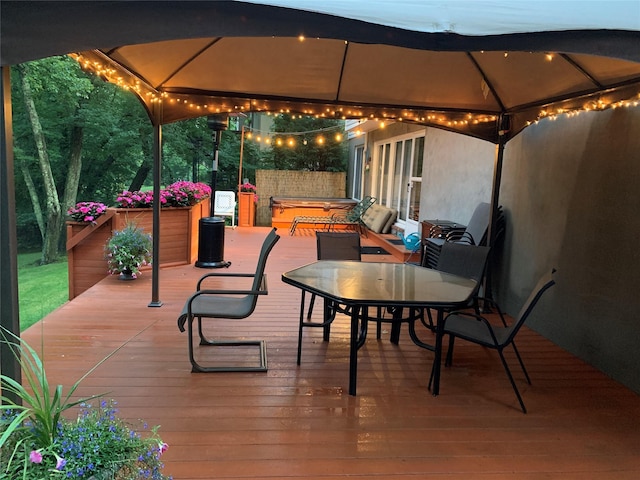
63,125,84,216
16,156,45,241
128,155,151,192
17,63,62,264
129,132,153,191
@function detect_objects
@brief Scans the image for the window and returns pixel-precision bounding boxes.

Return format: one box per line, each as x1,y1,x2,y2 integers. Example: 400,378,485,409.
372,132,425,231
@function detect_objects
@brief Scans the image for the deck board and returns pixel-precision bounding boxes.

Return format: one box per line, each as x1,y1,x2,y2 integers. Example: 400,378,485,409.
20,227,640,479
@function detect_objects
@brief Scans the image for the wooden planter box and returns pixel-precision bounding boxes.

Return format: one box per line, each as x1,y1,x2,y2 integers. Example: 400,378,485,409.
66,201,209,299
238,192,256,227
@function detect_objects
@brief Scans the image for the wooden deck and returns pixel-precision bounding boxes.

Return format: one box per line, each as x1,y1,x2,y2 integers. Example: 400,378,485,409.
22,227,640,479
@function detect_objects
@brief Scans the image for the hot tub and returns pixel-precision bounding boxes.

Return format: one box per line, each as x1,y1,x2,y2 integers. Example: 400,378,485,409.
270,196,357,230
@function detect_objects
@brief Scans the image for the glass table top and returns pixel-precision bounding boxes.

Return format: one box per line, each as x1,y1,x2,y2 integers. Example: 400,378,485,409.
282,261,477,308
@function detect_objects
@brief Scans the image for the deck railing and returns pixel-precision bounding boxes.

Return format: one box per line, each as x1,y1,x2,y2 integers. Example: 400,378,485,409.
66,201,208,299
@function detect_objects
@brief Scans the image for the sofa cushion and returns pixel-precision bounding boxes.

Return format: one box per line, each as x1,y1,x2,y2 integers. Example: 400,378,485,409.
382,208,398,234
362,204,392,233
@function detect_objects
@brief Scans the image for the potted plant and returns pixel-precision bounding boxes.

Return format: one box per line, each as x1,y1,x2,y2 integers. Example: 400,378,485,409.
239,181,258,203
105,223,153,280
0,328,171,479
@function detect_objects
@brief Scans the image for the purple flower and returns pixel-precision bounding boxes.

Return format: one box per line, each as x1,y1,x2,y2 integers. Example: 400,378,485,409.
55,455,67,470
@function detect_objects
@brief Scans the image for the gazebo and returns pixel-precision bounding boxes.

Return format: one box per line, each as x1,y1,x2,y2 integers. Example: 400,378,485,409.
2,1,640,394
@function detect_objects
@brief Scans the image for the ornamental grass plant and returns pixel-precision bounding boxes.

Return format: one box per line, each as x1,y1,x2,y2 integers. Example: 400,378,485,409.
0,328,170,479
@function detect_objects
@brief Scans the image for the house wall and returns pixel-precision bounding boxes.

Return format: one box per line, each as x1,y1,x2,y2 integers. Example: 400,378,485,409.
497,106,640,394
420,129,495,222
355,106,640,393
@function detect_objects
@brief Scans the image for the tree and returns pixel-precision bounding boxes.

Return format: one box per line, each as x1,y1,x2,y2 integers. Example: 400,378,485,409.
12,56,158,258
14,58,93,263
264,115,347,172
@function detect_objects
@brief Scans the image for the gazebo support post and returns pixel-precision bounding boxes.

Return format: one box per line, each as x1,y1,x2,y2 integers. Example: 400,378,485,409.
0,66,22,401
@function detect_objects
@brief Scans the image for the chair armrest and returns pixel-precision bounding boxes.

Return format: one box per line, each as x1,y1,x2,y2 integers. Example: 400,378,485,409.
192,287,268,297
442,311,500,345
196,272,256,290
447,231,475,244
195,273,268,295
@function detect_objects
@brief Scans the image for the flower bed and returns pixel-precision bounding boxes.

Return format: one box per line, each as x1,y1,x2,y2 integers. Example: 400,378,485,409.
0,330,171,480
114,181,211,209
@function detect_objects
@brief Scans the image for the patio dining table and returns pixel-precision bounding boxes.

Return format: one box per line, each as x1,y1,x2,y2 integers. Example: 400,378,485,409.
282,261,477,395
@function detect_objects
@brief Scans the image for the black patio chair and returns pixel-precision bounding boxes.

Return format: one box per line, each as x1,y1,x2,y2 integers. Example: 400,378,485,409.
421,242,491,329
439,269,556,413
299,232,362,356
306,231,362,320
177,228,280,372
422,202,495,268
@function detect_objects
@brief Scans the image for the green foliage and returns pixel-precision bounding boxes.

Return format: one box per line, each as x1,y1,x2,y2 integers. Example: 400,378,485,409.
11,57,347,257
0,330,170,479
17,253,68,331
0,328,102,451
105,223,152,277
264,114,347,171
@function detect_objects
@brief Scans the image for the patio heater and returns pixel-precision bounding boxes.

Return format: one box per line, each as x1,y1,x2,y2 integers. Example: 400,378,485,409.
195,114,230,268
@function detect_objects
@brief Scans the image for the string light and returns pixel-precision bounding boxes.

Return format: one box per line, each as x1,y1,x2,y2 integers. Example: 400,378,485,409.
69,52,640,140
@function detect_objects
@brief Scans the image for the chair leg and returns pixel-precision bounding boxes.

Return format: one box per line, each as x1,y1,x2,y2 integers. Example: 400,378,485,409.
510,341,531,384
189,316,267,373
375,307,382,339
197,315,210,344
498,349,527,413
423,308,435,329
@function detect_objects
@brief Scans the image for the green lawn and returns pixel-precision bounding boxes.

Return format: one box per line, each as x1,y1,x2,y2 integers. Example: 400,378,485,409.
17,252,68,331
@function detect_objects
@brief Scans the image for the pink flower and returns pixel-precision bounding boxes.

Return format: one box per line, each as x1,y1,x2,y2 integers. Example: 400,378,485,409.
29,450,43,463
159,442,169,455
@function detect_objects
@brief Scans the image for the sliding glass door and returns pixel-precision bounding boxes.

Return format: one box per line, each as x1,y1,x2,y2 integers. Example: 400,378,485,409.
372,133,424,232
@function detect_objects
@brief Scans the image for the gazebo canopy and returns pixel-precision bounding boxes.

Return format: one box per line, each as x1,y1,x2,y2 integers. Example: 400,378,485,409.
2,1,639,143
